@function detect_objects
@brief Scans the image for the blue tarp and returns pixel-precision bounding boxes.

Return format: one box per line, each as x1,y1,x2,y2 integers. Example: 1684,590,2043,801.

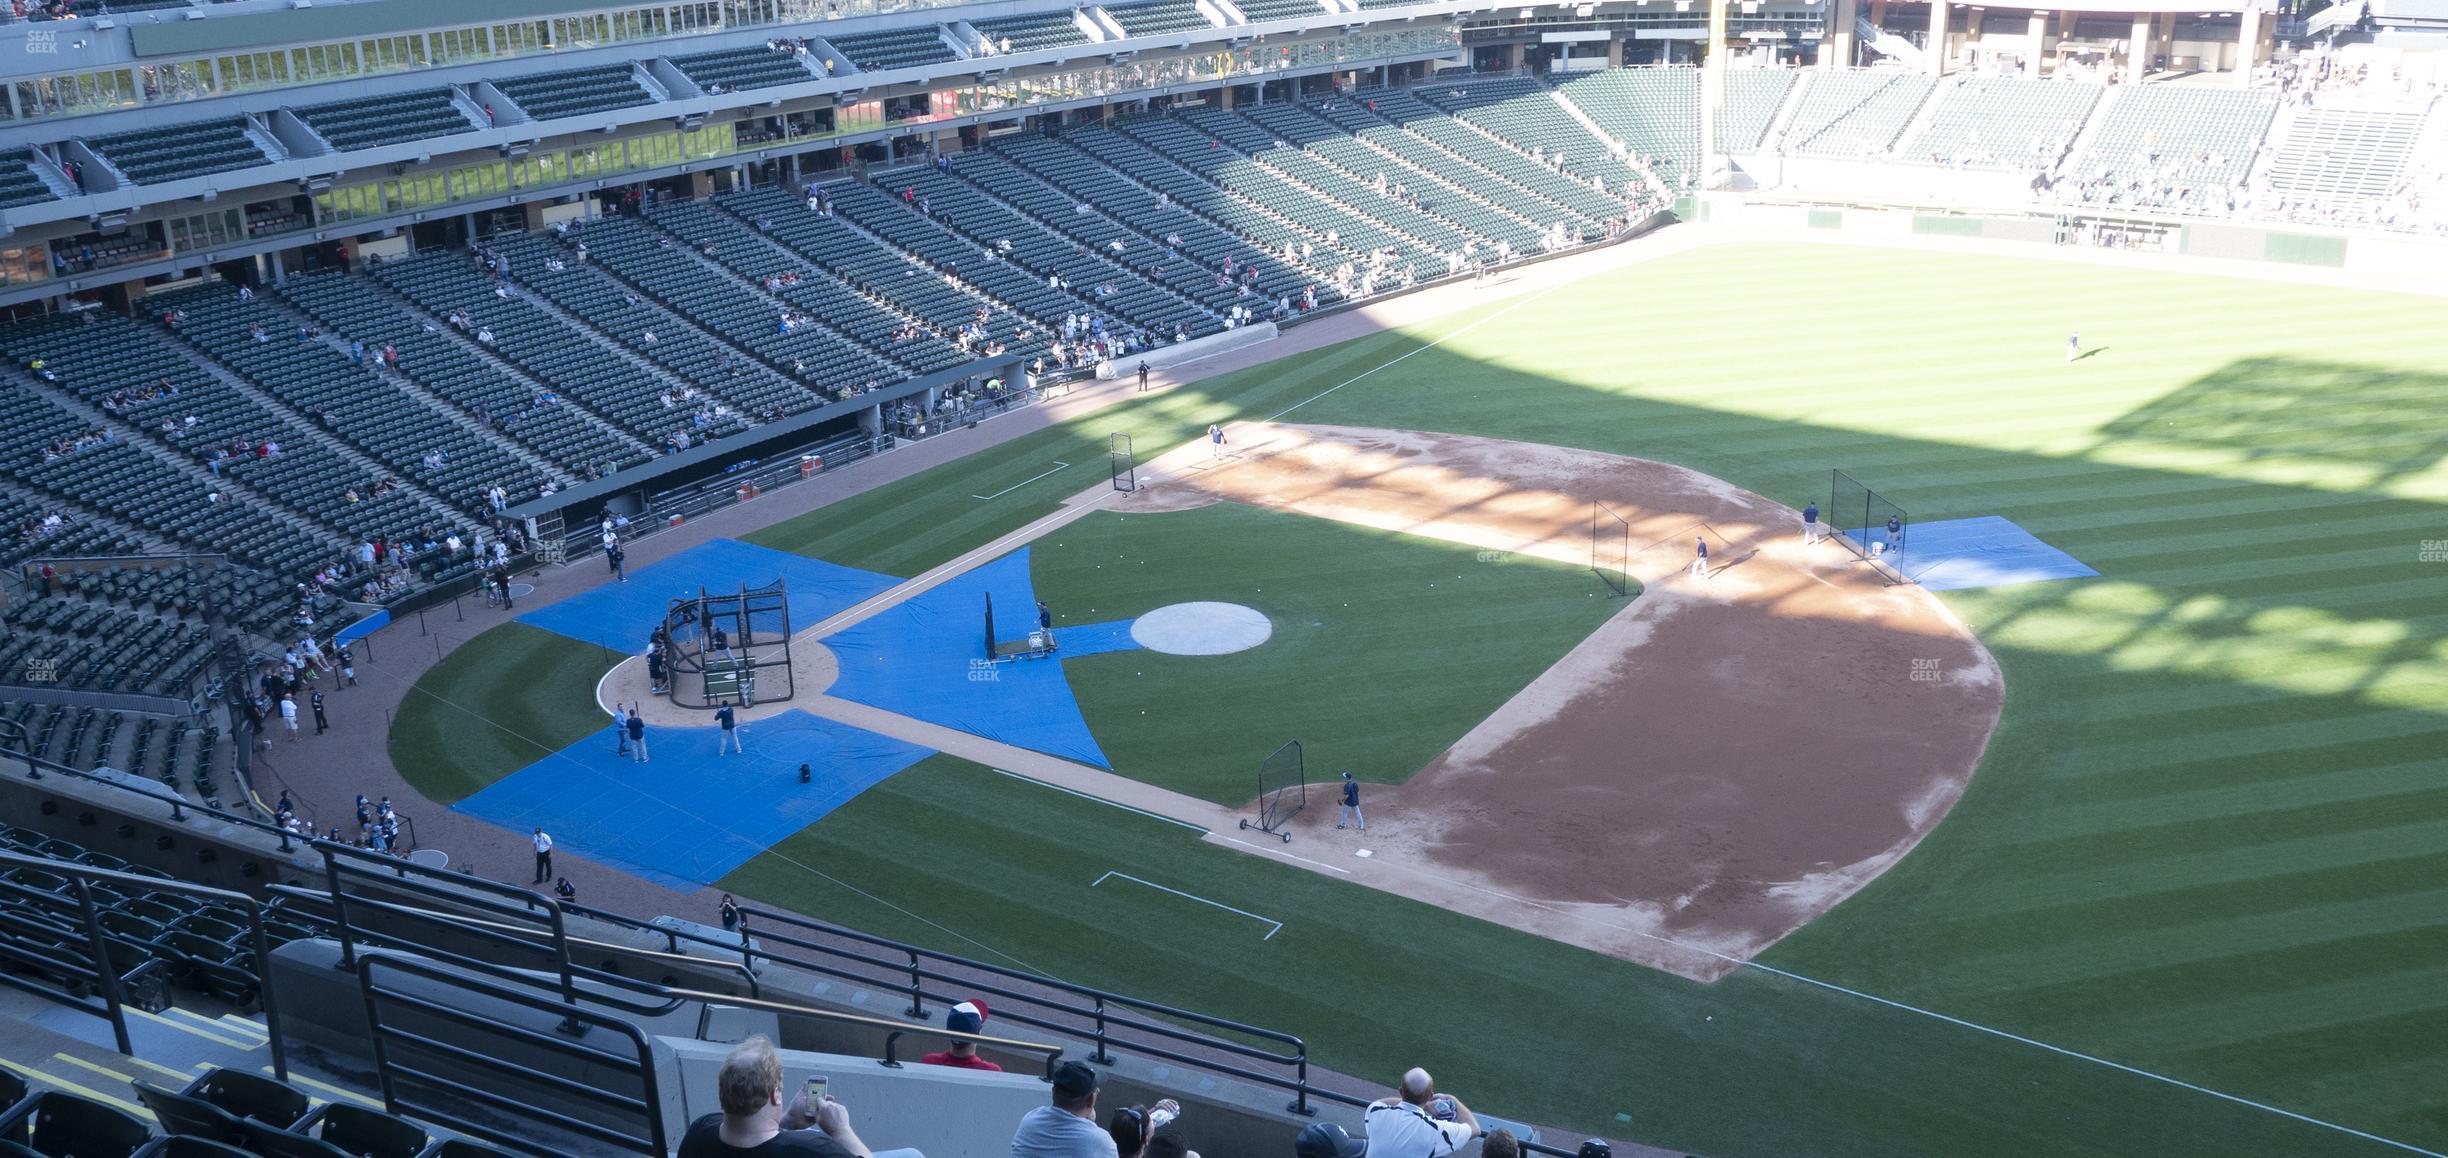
1899,516,2100,591
825,548,1123,767
453,710,933,891
516,538,896,653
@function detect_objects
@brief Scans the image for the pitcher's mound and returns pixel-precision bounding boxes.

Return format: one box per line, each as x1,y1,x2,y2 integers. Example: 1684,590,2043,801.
1132,602,1271,655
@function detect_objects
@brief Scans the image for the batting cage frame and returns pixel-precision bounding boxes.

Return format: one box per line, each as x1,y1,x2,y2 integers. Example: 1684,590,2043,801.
664,577,796,709
1109,432,1137,494
1239,740,1306,842
1830,469,1910,584
1590,502,1631,596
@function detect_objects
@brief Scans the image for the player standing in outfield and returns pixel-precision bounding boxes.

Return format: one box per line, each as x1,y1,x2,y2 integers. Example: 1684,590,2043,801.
1207,423,1225,460
1337,771,1365,830
2066,331,2080,362
1801,501,1821,546
1691,536,1710,579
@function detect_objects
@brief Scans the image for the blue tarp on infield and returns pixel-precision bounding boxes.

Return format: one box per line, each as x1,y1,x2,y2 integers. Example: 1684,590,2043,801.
515,538,897,653
1899,516,2099,591
824,547,1124,768
452,710,933,891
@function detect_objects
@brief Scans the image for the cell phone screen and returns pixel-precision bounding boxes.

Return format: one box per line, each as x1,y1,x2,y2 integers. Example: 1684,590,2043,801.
802,1076,828,1106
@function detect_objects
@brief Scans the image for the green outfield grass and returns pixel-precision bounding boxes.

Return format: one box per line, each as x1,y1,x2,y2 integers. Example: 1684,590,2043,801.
1035,504,1627,802
390,622,622,804
423,240,2448,1153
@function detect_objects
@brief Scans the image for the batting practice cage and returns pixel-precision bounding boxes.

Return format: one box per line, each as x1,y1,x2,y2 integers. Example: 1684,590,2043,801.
664,577,796,709
1239,740,1306,842
1830,469,1910,584
1590,502,1631,595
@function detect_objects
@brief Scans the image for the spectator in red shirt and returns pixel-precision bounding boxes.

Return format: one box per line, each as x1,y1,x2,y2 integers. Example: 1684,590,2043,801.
919,1000,1000,1072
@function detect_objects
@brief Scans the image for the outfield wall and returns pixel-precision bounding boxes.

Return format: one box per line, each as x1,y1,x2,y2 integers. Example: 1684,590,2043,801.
1700,196,2448,282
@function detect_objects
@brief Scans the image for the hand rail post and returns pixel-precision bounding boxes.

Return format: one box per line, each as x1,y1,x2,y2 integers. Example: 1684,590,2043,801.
244,897,290,1081
904,949,927,1019
321,844,359,971
1090,995,1114,1065
75,877,136,1057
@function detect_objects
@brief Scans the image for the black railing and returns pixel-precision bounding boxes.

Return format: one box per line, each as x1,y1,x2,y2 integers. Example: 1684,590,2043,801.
0,849,289,1081
358,952,668,1158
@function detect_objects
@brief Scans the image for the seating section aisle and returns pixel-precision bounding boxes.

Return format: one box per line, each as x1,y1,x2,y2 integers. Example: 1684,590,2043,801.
296,89,476,152
1896,75,2102,170
493,64,654,121
86,118,269,185
1718,68,1798,154
1782,68,1938,159
2056,85,2278,213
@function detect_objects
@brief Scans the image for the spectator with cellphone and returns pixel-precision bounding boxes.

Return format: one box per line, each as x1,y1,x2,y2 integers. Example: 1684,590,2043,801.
1362,1067,1479,1156
1108,1099,1199,1158
680,1035,905,1157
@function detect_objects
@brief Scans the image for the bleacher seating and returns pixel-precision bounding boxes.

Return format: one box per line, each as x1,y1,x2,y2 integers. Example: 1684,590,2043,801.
2057,85,2278,214
2259,105,2428,208
975,11,1094,53
1896,75,2102,170
826,26,959,73
86,118,270,185
1553,67,1701,184
1120,111,1408,261
0,148,57,208
715,186,1052,359
296,89,476,153
1103,0,1214,36
1718,68,1797,155
1781,68,1938,159
370,248,737,458
1336,88,1634,223
1242,102,1549,253
633,201,981,373
492,64,653,121
276,274,624,492
1415,76,1651,198
670,45,817,92
516,215,889,405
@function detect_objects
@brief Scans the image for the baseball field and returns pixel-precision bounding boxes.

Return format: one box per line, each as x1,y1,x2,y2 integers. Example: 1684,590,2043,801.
395,239,2448,1155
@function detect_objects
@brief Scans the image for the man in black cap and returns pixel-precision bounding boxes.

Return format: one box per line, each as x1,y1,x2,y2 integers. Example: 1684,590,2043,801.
1012,1060,1116,1157
1292,1122,1364,1158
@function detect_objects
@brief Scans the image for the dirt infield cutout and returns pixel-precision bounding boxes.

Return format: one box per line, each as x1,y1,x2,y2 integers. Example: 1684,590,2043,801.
1135,424,2004,981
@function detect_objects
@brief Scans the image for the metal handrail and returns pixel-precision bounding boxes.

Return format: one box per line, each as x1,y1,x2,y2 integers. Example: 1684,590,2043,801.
357,952,668,1158
0,849,289,1081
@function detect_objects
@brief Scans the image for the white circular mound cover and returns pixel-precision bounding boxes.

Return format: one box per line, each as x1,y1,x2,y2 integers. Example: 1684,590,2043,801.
1131,602,1272,656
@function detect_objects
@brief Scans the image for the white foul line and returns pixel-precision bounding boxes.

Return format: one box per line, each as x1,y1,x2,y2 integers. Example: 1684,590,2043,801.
972,460,1071,500
1222,837,1351,875
1093,872,1282,940
989,768,1208,834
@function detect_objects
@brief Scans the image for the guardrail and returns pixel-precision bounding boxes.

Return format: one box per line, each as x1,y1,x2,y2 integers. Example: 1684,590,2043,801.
0,849,289,1081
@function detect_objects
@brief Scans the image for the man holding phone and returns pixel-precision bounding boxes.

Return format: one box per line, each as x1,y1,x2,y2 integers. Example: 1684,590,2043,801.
680,1035,880,1156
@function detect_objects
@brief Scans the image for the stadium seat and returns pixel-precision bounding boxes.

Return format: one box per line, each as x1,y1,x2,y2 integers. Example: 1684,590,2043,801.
413,1142,515,1158
183,1067,309,1127
132,1080,249,1146
0,1090,154,1158
290,1103,430,1158
131,1139,254,1158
